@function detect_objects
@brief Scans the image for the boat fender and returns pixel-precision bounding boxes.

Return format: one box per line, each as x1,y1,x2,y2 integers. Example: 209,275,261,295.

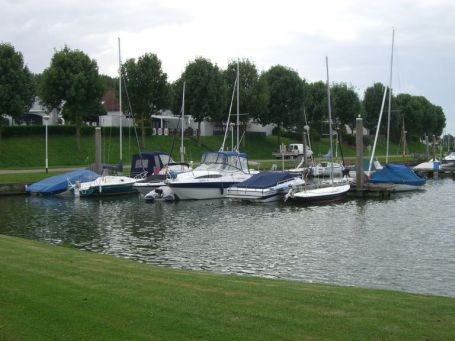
220,186,224,195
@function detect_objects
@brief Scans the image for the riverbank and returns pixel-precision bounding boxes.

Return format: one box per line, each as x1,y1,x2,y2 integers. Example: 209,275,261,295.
0,235,453,339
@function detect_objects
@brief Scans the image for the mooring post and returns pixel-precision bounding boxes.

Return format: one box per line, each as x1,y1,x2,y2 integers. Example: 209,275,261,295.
95,127,102,175
356,116,364,191
303,131,307,168
432,135,438,180
425,135,429,160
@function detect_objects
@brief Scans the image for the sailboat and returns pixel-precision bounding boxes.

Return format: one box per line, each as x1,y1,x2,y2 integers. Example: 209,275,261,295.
71,38,139,197
366,29,426,192
286,57,350,204
167,62,253,200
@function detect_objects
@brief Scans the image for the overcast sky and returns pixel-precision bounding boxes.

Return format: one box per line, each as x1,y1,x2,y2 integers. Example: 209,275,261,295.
2,0,454,134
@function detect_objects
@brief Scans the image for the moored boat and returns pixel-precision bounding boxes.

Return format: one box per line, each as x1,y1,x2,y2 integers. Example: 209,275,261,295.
367,163,426,192
286,182,350,204
71,175,138,197
166,151,252,200
26,169,99,196
226,171,304,202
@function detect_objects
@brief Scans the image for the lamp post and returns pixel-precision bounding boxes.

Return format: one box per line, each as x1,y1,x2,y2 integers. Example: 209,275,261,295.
43,115,50,173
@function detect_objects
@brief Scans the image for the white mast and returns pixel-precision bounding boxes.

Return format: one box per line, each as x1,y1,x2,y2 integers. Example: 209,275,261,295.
118,37,123,163
368,87,388,175
236,61,240,151
386,28,395,163
180,82,186,163
326,56,334,185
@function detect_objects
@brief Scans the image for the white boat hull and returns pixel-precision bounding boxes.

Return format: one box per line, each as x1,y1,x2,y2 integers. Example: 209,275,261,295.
227,178,305,202
167,172,251,200
169,185,232,200
366,182,425,192
134,181,166,195
73,175,138,197
287,183,350,204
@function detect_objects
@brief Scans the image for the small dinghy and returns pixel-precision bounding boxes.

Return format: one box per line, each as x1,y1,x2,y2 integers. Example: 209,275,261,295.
144,186,175,202
226,171,304,202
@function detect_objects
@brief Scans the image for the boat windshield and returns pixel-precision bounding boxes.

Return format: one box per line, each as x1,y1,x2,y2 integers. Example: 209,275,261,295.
197,152,248,172
159,154,174,165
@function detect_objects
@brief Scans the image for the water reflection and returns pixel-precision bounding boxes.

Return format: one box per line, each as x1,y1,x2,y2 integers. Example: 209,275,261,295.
1,179,454,297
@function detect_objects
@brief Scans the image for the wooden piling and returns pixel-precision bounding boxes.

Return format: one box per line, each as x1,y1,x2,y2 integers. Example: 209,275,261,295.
356,116,364,190
95,127,102,175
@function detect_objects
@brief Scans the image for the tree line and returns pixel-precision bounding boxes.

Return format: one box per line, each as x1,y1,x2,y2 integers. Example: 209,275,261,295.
0,42,446,150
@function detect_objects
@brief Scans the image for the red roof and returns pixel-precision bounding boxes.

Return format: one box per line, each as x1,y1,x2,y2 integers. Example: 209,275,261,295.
102,90,119,111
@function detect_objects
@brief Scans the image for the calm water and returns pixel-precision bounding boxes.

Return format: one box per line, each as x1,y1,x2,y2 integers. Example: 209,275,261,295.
1,179,454,297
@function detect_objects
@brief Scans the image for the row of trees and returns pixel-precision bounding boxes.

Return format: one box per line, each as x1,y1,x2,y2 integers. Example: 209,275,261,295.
0,42,447,151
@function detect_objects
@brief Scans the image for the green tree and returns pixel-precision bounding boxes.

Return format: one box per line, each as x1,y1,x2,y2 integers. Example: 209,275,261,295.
175,57,227,143
393,94,446,140
223,59,267,147
259,65,304,144
331,83,361,131
303,81,327,134
362,82,392,131
121,53,169,147
40,46,104,151
0,43,35,149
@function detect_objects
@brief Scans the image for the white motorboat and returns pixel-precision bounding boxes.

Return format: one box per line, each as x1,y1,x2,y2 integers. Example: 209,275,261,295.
310,162,344,177
226,171,305,202
413,159,440,172
286,182,350,204
441,152,455,170
72,175,138,197
166,151,252,200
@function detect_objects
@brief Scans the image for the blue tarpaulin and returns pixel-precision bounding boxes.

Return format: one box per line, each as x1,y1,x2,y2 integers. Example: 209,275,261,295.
234,171,297,189
369,164,426,186
26,169,99,195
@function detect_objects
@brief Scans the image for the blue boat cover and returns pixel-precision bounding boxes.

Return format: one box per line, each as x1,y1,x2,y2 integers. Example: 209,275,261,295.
26,169,99,195
369,164,426,186
234,171,296,189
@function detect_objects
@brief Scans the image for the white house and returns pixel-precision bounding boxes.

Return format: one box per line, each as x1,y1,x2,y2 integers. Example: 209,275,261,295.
150,111,274,137
99,111,134,128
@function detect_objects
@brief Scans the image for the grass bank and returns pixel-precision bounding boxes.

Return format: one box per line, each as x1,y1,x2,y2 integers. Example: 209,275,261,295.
0,235,453,340
0,131,428,169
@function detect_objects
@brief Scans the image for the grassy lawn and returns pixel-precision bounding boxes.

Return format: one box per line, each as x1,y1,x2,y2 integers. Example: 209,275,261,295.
0,235,453,340
0,132,429,169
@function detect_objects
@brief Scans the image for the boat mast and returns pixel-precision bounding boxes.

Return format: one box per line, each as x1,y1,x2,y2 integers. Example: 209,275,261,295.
326,56,334,185
180,82,186,163
118,37,123,164
386,28,395,163
368,87,388,175
236,61,240,152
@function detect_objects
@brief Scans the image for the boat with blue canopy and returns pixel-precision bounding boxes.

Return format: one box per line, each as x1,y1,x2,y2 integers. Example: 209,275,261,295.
226,171,304,202
368,163,426,192
26,169,99,196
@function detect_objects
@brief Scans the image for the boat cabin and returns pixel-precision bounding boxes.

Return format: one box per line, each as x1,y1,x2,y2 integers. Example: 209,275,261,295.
130,152,174,177
199,152,249,173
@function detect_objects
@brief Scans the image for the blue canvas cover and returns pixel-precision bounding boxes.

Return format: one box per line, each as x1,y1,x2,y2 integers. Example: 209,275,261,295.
234,171,296,189
369,164,426,186
26,169,99,195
